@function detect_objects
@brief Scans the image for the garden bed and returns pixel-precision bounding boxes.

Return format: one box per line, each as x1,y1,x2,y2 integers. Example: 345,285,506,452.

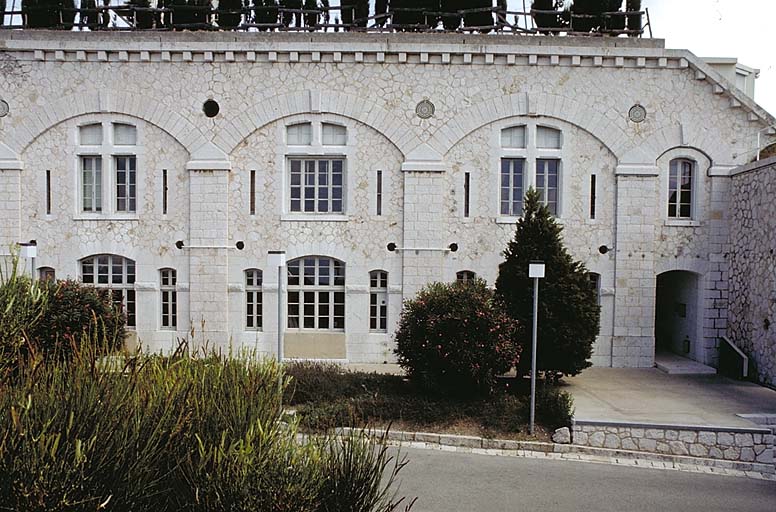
283,362,572,442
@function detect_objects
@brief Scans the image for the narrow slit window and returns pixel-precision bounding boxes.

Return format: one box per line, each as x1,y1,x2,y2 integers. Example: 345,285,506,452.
668,159,693,219
369,270,388,332
376,170,383,216
590,174,596,220
250,170,256,215
464,172,470,218
245,269,263,330
162,169,168,215
46,170,51,215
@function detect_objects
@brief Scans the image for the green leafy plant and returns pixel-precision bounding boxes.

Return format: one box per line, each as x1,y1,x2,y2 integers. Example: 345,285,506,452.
0,253,48,378
496,188,600,377
26,279,127,361
394,279,521,396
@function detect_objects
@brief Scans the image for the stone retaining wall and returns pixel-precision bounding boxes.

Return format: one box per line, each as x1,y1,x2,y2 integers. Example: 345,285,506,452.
573,420,774,465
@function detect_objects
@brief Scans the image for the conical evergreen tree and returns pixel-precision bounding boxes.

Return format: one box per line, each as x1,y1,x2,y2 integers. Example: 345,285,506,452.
495,188,600,377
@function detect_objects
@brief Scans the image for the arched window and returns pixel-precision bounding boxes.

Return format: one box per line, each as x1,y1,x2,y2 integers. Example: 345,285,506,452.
456,270,476,284
245,269,263,330
80,254,136,327
287,256,345,330
668,158,694,219
160,268,177,329
369,270,388,332
38,266,56,281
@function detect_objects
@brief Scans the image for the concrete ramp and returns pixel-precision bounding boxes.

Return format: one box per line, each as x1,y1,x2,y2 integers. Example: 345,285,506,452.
655,352,717,375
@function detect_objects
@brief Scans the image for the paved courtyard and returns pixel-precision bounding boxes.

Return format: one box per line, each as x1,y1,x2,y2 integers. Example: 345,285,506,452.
563,367,776,428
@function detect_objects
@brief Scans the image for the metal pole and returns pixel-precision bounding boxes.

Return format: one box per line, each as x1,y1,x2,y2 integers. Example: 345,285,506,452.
529,276,539,435
277,264,284,363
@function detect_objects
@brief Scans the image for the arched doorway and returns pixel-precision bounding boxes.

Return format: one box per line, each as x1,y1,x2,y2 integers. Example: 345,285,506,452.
654,271,700,361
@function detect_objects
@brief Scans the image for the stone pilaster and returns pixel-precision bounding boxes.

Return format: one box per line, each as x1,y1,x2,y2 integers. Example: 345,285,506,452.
187,166,230,351
612,166,659,368
401,168,448,299
0,168,21,264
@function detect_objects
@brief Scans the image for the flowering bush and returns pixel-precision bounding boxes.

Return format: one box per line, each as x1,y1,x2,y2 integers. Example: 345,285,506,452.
394,279,521,396
27,279,127,359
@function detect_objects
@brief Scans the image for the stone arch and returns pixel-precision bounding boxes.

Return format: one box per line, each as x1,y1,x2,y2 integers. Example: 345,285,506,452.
431,92,628,158
217,90,414,158
9,90,208,156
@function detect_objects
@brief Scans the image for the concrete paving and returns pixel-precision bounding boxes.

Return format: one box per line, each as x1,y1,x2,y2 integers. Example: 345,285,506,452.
563,367,776,428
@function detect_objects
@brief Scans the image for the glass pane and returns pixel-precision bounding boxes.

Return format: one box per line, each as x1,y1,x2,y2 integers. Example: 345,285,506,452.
536,126,562,149
322,123,347,145
500,126,526,148
287,123,312,145
79,124,103,145
113,123,137,145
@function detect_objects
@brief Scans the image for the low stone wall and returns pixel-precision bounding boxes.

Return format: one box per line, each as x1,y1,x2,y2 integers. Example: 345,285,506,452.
573,420,774,465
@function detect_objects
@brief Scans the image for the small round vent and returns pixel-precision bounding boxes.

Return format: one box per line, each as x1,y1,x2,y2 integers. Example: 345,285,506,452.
0,100,9,118
628,104,647,123
415,99,435,119
203,99,220,118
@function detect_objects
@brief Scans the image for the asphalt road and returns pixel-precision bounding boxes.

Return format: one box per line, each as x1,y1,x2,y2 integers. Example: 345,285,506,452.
389,447,776,512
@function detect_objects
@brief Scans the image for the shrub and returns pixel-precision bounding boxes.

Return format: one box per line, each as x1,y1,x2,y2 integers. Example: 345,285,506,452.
0,255,48,378
535,386,574,430
284,361,403,405
26,279,127,360
496,188,600,377
394,280,520,396
0,342,413,511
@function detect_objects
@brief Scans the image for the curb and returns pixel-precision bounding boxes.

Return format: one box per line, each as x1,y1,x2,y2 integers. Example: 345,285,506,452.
336,427,776,481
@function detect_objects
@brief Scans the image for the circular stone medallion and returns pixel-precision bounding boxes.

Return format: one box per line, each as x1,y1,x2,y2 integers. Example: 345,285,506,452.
0,100,9,118
415,99,435,119
628,104,647,123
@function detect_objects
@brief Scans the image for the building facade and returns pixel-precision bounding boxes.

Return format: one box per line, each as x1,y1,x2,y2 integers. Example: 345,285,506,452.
0,31,773,368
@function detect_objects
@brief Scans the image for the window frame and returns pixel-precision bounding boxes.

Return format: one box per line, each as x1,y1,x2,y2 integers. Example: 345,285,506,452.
456,270,477,284
160,268,177,330
496,120,565,221
245,268,263,331
369,270,388,333
80,254,137,328
667,158,695,220
287,256,346,332
75,118,142,219
282,117,352,219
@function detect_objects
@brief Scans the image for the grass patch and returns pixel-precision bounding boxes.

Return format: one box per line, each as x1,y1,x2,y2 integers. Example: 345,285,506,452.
284,363,573,439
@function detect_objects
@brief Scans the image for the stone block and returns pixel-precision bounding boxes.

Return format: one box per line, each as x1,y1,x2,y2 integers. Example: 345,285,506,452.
638,438,657,452
656,441,670,454
734,433,754,447
708,446,724,459
589,432,605,447
665,430,679,441
604,434,621,449
678,431,697,443
630,428,645,438
701,431,720,445
646,429,665,440
552,427,571,444
723,447,741,460
740,447,756,462
574,432,589,445
414,432,440,444
669,441,689,456
689,444,708,457
622,438,638,451
483,439,519,451
756,449,773,464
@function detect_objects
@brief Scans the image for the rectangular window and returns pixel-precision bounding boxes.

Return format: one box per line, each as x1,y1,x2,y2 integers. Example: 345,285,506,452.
46,170,51,215
81,156,102,212
590,174,596,220
369,271,388,332
250,170,256,215
464,172,470,218
500,158,524,216
536,159,560,216
115,156,137,213
289,158,344,213
287,257,345,331
162,169,168,215
245,269,262,330
668,160,693,218
160,269,177,329
376,170,383,216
